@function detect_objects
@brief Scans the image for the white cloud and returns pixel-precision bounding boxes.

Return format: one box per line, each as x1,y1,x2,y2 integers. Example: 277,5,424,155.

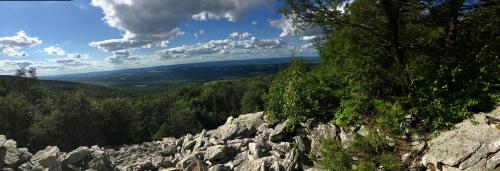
90,0,274,52
156,33,287,60
67,53,82,59
251,21,258,25
0,60,34,68
269,16,322,37
228,32,253,39
89,29,184,52
0,31,42,57
106,50,142,64
55,58,89,67
301,35,317,41
43,46,66,56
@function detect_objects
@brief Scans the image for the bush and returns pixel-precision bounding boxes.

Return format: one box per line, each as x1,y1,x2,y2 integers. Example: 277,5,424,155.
265,59,336,123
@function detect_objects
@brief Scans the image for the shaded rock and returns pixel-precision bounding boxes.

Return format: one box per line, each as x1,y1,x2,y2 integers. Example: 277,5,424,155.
160,144,178,156
269,119,293,142
205,145,230,161
184,159,208,171
208,164,231,171
61,146,89,166
293,136,309,153
177,152,202,169
248,142,262,158
270,160,283,171
283,149,299,171
234,156,276,171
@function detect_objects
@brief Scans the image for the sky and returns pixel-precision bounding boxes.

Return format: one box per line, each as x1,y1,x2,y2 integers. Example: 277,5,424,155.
0,0,321,76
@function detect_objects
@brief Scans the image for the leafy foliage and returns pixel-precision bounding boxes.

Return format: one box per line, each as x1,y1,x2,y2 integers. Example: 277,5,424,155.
274,0,499,169
0,73,272,151
265,59,336,123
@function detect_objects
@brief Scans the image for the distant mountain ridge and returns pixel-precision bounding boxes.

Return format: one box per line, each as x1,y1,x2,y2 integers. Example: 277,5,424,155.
41,57,319,88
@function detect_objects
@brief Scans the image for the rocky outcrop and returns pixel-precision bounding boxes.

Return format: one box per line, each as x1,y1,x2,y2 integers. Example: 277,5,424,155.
0,111,329,171
421,106,500,171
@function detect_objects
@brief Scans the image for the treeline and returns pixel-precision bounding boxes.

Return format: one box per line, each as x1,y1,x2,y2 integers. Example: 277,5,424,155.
264,0,499,170
0,74,271,152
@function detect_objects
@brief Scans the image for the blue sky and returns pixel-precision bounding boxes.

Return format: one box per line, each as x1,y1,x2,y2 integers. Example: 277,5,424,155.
0,0,320,75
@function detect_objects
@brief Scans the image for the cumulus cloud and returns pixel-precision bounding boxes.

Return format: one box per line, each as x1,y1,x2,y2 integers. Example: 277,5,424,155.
228,32,252,39
67,53,82,59
90,0,273,52
0,31,42,57
301,35,318,41
156,33,286,60
269,16,323,37
44,46,66,56
55,58,89,67
106,50,142,64
0,60,34,68
251,21,258,25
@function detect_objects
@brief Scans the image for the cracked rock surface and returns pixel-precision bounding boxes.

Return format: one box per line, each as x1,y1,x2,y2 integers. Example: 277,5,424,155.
422,106,500,170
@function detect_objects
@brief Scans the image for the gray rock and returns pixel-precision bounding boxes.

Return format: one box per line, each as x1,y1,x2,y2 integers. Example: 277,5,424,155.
293,136,309,153
61,146,90,166
205,145,229,161
0,135,6,144
183,140,197,151
339,128,350,144
177,152,201,169
283,149,299,171
88,155,113,171
193,136,206,152
269,119,292,142
309,123,338,156
248,142,262,158
3,139,21,166
270,161,283,171
208,164,231,171
163,137,177,145
212,112,264,140
357,125,369,137
234,156,275,171
184,159,208,171
160,144,178,156
486,151,500,169
422,106,500,170
31,146,61,170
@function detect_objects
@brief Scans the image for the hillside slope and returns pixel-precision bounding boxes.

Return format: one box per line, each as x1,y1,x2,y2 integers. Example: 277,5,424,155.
2,106,499,171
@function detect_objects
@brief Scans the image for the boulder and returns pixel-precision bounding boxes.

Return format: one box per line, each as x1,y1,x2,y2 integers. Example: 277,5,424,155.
283,149,299,171
269,119,293,142
248,142,262,158
205,145,230,161
88,155,113,171
234,156,276,171
177,152,202,169
211,112,264,140
61,146,90,166
184,159,208,171
160,144,178,156
3,139,22,166
422,106,500,170
30,146,61,171
309,123,338,156
208,164,231,171
293,136,309,153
